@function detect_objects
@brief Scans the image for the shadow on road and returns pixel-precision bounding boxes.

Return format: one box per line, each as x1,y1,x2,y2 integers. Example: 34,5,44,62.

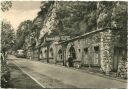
2,62,43,89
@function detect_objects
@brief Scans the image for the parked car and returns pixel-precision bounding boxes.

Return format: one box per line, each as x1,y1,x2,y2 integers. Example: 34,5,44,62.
1,53,10,87
16,49,26,58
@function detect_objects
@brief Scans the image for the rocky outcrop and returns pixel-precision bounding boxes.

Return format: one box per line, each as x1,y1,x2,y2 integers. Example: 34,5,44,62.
117,57,127,79
100,29,113,75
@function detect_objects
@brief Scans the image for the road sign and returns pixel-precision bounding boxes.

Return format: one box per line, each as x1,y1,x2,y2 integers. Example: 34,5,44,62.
46,36,70,41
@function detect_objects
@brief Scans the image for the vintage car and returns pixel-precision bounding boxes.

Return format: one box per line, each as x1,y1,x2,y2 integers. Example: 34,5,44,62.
1,53,10,87
16,49,26,58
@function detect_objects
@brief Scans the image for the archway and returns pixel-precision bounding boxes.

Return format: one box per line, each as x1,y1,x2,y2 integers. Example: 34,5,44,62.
50,48,54,58
44,50,47,58
69,46,76,59
58,49,62,60
39,50,43,59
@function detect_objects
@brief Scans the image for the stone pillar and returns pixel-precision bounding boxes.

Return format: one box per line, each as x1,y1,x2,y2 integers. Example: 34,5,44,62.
100,29,113,75
54,44,58,64
62,43,67,66
47,45,50,63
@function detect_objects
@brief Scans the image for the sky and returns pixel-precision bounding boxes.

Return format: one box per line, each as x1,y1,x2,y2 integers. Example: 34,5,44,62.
1,1,41,30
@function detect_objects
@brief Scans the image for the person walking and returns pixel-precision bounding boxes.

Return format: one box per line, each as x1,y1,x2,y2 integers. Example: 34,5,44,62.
68,55,74,67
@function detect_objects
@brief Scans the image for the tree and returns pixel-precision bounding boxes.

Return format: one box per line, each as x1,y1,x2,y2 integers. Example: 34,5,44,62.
1,1,13,54
36,1,127,39
1,1,12,12
15,20,33,50
46,1,97,37
97,1,127,30
1,20,15,54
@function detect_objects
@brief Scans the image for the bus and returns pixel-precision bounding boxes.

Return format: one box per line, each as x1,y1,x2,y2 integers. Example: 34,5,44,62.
16,49,26,58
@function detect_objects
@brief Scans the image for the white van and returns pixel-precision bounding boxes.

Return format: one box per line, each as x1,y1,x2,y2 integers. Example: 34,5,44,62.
16,50,26,58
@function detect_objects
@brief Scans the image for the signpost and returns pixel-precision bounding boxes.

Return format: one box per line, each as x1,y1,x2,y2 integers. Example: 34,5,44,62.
46,36,70,41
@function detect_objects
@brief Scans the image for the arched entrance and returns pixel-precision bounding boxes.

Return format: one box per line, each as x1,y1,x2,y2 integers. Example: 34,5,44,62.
44,50,47,58
50,48,54,58
39,50,43,59
58,49,62,60
69,46,76,59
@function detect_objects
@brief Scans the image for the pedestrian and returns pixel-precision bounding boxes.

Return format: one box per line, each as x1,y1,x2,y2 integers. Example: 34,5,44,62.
68,55,74,67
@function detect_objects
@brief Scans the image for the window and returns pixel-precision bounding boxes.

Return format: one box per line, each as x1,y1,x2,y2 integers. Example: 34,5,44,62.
94,46,99,52
44,50,47,53
78,49,81,52
69,46,76,59
61,55,62,60
84,48,88,53
50,48,53,52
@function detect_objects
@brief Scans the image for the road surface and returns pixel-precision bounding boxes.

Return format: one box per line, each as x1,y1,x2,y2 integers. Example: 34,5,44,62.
6,63,43,89
8,55,127,88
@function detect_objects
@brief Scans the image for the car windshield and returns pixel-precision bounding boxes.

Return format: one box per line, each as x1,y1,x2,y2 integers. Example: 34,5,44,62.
17,50,24,54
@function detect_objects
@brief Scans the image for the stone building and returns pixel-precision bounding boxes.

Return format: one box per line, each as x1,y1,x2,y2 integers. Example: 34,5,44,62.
30,2,127,77
39,27,127,75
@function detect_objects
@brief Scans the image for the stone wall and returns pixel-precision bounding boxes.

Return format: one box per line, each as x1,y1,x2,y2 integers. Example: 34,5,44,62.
65,32,101,67
39,28,127,76
113,29,127,77
32,49,39,60
117,57,127,79
100,29,114,74
49,43,58,64
100,28,127,75
82,33,101,66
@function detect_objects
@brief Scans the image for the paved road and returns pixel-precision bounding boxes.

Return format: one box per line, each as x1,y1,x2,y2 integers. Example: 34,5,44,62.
8,55,127,88
7,63,43,89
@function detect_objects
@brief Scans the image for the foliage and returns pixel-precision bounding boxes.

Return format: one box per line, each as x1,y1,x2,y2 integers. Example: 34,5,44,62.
15,20,33,50
41,1,97,37
38,1,54,16
34,1,127,44
1,1,12,12
1,20,15,53
53,2,96,37
97,1,127,29
111,2,127,29
30,2,55,46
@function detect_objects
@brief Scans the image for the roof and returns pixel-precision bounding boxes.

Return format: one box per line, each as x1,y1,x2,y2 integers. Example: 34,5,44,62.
58,27,120,44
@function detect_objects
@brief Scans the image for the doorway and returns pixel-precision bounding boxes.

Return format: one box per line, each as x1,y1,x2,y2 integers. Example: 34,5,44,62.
113,47,123,72
83,48,89,65
94,46,100,66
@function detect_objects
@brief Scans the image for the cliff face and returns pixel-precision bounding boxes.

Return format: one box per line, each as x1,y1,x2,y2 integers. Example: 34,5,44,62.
39,2,127,38
56,2,97,37
34,1,127,45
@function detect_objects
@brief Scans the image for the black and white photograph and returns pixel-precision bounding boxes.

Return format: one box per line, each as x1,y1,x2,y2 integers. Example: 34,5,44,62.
1,0,127,88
